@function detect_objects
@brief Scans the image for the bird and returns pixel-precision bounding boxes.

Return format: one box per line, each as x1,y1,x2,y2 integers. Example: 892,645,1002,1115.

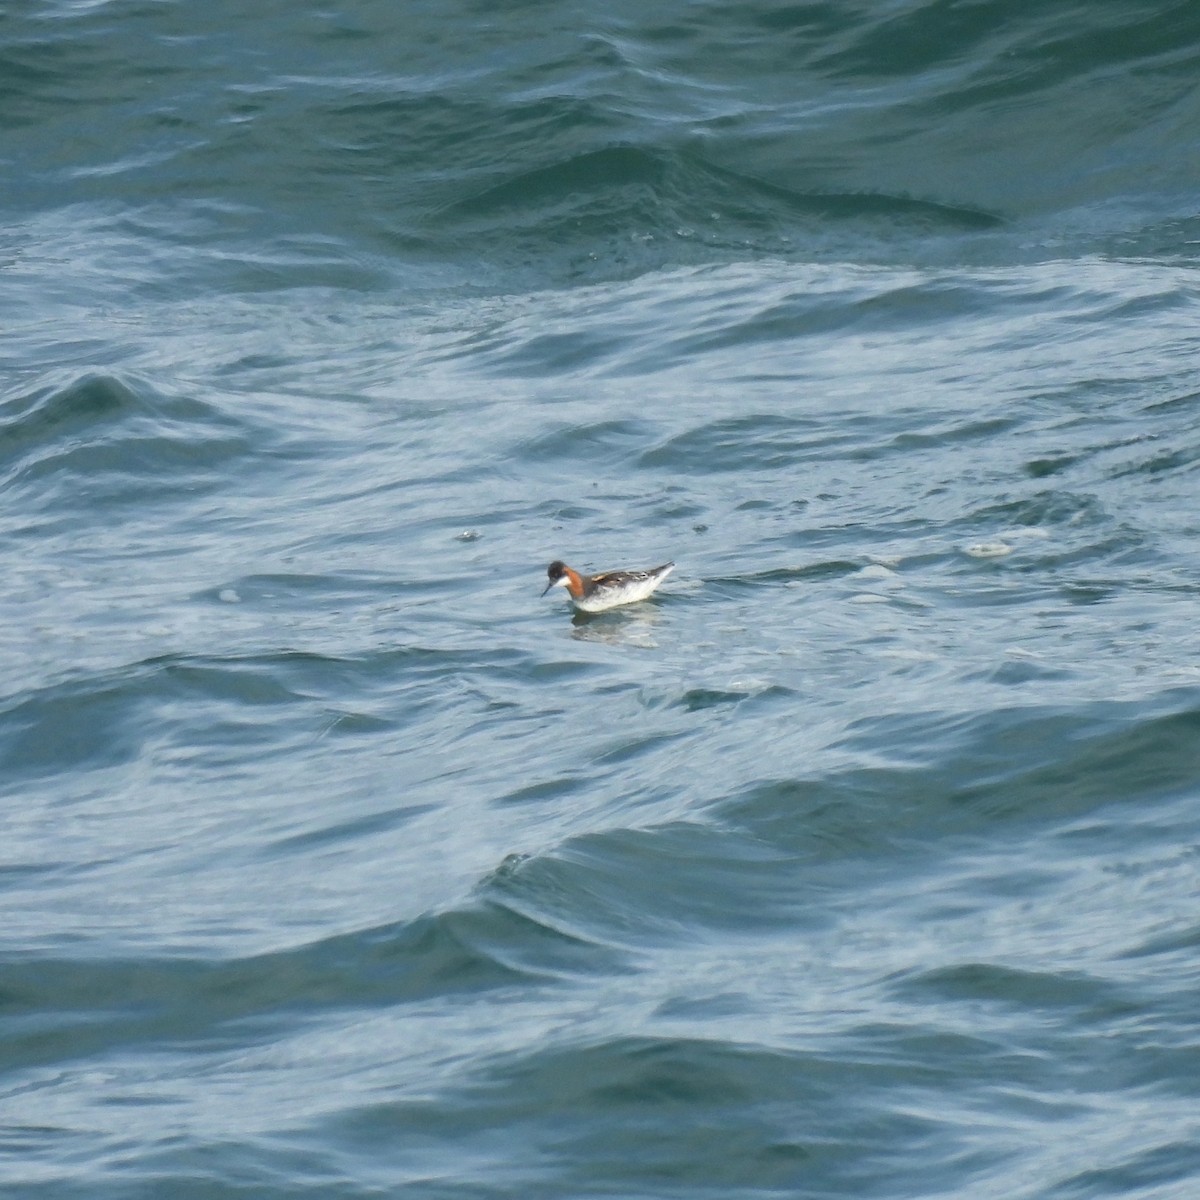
542,559,675,613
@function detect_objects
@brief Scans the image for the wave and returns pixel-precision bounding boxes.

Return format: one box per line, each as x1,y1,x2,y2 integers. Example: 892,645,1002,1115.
0,373,254,509
5,0,1200,296
443,145,1001,232
428,144,1001,284
0,640,545,786
0,896,620,1076
717,689,1200,863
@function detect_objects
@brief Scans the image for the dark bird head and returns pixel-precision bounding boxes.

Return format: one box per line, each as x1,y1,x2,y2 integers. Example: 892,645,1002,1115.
542,560,569,596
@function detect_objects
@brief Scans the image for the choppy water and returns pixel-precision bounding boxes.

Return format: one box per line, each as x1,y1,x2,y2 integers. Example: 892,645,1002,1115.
5,2,1200,1197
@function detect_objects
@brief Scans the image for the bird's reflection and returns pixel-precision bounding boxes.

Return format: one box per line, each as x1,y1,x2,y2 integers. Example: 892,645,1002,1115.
569,605,664,646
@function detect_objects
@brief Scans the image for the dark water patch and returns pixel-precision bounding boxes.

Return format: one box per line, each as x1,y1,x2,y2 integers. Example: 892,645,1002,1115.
7,0,1197,286
433,144,1001,286
634,680,798,714
834,1022,1053,1091
1025,453,1079,478
674,686,761,712
895,962,1125,1016
532,498,603,524
488,821,818,939
0,373,256,508
961,656,1079,687
630,490,710,525
1108,441,1200,479
524,657,607,685
0,650,367,784
478,328,624,377
493,1034,777,1108
1057,581,1119,606
1121,212,1200,263
435,1033,973,1197
1052,1142,1200,1200
446,145,665,219
1002,528,1152,575
515,418,657,466
0,373,141,452
447,143,999,231
265,802,439,857
1119,921,1200,963
735,0,1200,221
869,416,1019,457
154,652,370,707
1072,287,1197,326
642,277,1027,368
849,279,1019,330
0,905,613,1074
639,413,837,474
948,700,1200,824
707,559,865,591
322,87,627,221
714,776,893,865
967,489,1107,531
0,662,174,780
495,777,581,807
1144,387,1200,415
0,9,181,136
803,0,1200,88
0,645,535,786
168,645,533,699
713,692,1200,868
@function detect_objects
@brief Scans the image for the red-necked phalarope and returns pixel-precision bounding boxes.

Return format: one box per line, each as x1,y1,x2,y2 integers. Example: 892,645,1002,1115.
542,559,675,613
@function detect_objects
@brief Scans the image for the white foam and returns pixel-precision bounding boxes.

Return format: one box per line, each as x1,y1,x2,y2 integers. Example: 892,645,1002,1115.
964,540,1013,559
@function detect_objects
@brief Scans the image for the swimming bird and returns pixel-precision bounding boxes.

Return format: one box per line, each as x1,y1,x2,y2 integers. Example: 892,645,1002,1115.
542,559,675,613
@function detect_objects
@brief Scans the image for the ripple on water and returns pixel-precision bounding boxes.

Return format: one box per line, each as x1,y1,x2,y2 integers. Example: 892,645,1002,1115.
0,373,257,509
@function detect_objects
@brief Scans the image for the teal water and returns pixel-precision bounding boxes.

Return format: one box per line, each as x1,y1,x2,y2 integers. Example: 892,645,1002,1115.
5,2,1200,1197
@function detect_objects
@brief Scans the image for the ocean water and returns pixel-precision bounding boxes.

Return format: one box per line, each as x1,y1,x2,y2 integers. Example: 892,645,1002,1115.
5,1,1200,1196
